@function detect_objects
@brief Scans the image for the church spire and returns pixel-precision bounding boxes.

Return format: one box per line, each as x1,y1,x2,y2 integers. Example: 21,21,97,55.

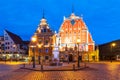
42,9,45,18
40,9,47,26
72,4,74,13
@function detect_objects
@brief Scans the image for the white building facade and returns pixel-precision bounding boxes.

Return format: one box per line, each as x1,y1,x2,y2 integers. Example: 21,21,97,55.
0,30,28,60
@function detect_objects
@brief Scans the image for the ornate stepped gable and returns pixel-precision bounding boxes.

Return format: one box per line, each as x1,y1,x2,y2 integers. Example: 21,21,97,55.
59,13,94,51
36,18,53,35
31,17,54,47
29,16,54,58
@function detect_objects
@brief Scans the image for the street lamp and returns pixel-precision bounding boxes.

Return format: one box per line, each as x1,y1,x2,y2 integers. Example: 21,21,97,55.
77,38,81,68
31,36,37,68
13,44,19,62
111,43,116,62
112,43,116,48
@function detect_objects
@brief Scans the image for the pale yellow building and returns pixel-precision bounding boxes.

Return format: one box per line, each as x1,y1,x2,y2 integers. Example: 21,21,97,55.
29,16,54,62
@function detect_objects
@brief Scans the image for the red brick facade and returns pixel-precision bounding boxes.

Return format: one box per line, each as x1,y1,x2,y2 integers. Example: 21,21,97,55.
59,13,95,52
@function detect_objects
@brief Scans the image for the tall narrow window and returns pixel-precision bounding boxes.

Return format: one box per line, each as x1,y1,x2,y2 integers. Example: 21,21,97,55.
45,40,48,45
41,29,44,33
44,28,46,32
46,48,48,53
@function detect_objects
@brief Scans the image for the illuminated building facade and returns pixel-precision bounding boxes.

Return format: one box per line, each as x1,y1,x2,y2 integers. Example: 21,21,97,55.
29,16,54,62
29,11,99,62
0,36,4,57
0,30,28,60
58,13,99,62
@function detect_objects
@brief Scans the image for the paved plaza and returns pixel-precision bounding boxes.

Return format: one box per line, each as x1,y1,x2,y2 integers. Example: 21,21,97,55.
0,61,120,80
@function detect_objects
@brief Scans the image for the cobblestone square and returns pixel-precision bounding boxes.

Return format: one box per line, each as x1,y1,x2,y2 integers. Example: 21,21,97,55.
0,62,120,80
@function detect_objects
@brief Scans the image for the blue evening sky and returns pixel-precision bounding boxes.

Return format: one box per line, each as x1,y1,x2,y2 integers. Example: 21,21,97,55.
0,0,120,45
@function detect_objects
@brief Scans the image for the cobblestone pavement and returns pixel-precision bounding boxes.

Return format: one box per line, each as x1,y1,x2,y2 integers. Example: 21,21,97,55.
0,62,120,80
0,61,22,77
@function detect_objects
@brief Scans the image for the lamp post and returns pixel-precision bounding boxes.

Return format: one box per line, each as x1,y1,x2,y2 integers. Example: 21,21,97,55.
12,44,16,62
111,43,116,62
38,44,41,64
31,36,37,68
65,44,69,64
77,39,81,68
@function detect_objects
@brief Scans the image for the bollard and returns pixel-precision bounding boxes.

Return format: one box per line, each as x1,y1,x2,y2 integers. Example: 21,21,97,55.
23,63,25,68
84,62,86,68
73,64,75,71
41,65,43,71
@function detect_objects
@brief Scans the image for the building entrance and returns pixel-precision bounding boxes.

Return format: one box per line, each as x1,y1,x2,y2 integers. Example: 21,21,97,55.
69,54,73,62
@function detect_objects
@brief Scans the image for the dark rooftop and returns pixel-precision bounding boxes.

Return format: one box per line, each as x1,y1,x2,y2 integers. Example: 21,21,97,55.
5,30,23,44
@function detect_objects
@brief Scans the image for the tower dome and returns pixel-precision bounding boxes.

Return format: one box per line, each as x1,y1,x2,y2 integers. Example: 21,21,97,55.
40,18,47,25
